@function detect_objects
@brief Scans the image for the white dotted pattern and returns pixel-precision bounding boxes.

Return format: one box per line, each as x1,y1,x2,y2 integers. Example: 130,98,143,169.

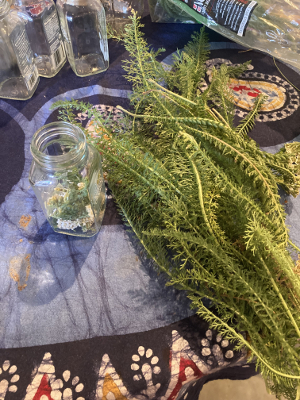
51,369,84,400
0,360,19,399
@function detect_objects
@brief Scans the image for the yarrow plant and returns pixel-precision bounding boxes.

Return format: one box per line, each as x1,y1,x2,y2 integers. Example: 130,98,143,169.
52,13,300,400
47,169,95,233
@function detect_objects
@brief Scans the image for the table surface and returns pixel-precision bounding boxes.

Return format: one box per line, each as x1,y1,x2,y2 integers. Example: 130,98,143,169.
1,8,300,400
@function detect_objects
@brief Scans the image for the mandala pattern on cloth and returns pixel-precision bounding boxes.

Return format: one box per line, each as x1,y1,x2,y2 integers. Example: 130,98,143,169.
76,105,125,125
205,58,300,122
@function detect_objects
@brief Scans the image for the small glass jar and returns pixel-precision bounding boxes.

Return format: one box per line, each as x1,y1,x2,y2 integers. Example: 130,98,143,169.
0,0,39,100
29,121,106,237
14,0,66,78
56,0,109,77
101,0,144,34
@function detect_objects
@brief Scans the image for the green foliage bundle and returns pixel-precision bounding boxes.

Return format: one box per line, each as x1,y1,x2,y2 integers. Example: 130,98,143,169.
53,14,300,399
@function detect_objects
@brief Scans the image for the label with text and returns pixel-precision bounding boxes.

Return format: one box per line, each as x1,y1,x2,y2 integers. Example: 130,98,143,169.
187,0,257,36
11,27,39,91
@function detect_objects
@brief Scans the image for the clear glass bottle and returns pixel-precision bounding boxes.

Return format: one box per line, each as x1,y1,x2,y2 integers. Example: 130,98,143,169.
56,0,109,77
101,0,144,34
14,0,66,78
29,121,106,237
0,0,39,100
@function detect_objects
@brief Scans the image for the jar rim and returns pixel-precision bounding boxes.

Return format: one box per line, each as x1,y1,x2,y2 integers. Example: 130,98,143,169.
30,121,87,170
61,0,90,6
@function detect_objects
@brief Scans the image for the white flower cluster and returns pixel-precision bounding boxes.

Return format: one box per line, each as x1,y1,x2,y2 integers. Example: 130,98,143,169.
57,205,94,231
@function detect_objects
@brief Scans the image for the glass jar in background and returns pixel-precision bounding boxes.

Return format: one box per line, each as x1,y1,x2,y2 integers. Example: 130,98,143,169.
101,0,144,34
29,121,106,237
14,0,66,78
0,0,39,100
56,0,109,77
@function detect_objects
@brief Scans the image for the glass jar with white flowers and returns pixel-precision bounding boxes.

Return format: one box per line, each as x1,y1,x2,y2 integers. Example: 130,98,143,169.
29,121,106,237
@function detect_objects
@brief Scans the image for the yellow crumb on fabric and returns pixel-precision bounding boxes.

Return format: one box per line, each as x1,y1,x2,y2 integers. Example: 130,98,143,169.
19,215,32,229
9,254,31,291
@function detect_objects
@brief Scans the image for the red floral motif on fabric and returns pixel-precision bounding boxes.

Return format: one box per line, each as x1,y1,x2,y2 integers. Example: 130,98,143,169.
32,374,54,400
231,85,261,98
167,357,203,400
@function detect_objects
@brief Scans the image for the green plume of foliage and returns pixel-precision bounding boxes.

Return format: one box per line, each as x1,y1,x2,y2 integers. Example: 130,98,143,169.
52,13,300,400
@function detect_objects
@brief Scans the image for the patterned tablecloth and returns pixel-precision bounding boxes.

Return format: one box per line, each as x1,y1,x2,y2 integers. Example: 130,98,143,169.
1,7,300,400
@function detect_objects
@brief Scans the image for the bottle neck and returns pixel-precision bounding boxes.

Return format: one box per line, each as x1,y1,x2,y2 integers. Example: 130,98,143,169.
0,0,11,18
30,122,87,171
